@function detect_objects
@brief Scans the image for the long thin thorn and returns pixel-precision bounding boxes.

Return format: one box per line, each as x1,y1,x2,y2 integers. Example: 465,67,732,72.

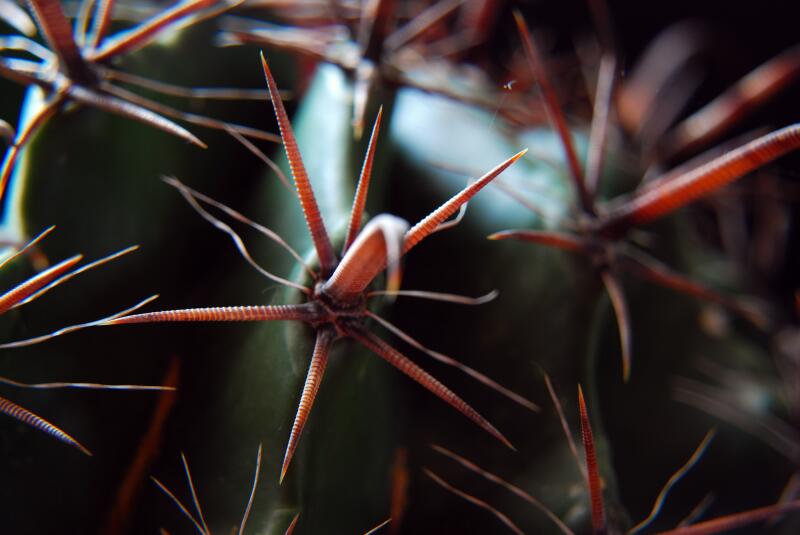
431,195,470,235
261,52,337,275
238,444,263,535
403,149,528,255
385,0,464,52
615,22,705,136
366,289,498,306
223,126,291,190
363,518,391,535
73,0,94,47
600,124,800,235
653,499,800,535
489,177,570,224
619,248,769,328
513,10,592,214
165,176,311,292
280,328,334,484
87,0,114,50
0,225,55,272
169,174,310,276
349,325,514,450
65,84,206,148
105,69,272,101
630,430,716,534
99,82,277,143
424,468,525,535
432,444,575,535
218,23,336,62
105,302,320,326
13,245,139,309
673,378,800,462
151,475,207,535
0,57,43,86
578,385,606,534
367,311,539,412
0,254,83,315
586,54,617,197
89,0,215,61
351,57,376,141
0,294,159,348
542,372,586,480
344,107,383,255
0,395,91,455
488,229,588,253
600,270,632,382
180,453,211,535
0,376,174,391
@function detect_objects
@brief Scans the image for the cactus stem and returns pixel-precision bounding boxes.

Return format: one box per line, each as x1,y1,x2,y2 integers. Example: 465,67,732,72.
106,59,524,484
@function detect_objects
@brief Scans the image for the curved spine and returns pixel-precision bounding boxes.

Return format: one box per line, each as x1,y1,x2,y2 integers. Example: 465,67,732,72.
324,214,408,302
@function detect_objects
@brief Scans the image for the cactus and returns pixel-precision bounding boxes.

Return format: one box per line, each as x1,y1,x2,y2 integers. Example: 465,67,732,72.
1,1,799,534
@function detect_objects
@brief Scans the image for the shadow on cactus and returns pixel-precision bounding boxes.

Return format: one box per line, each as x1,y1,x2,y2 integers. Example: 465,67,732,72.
489,11,800,381
102,53,534,483
0,225,167,455
0,0,280,201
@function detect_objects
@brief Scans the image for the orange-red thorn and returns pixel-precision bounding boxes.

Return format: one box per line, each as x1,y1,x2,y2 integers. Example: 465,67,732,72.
578,385,606,534
260,51,337,276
